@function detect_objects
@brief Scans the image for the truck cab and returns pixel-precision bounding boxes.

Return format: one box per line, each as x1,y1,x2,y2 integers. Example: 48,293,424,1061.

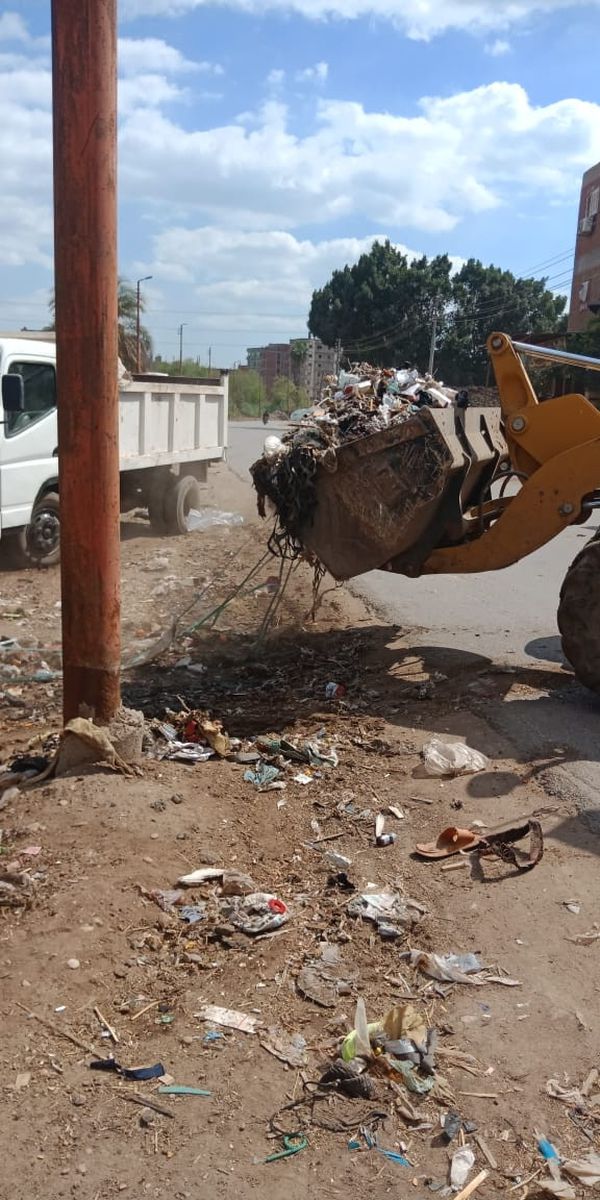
0,332,59,561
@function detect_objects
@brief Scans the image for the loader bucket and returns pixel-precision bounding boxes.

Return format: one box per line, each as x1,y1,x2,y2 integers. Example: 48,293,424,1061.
298,406,506,579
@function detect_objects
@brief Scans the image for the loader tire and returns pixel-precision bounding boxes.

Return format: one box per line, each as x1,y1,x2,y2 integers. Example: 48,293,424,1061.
558,528,600,693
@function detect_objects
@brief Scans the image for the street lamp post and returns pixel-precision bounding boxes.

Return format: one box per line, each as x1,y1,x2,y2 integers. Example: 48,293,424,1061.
178,323,186,372
136,275,152,372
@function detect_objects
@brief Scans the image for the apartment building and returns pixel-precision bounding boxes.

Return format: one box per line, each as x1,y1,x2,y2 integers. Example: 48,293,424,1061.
246,337,336,402
569,161,600,332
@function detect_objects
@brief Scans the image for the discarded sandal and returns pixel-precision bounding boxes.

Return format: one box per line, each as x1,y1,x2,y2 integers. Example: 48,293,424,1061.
415,827,483,859
415,820,544,871
477,818,544,871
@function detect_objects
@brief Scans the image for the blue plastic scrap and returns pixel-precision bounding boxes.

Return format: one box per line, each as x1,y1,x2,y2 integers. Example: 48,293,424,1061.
538,1138,560,1161
90,1058,166,1081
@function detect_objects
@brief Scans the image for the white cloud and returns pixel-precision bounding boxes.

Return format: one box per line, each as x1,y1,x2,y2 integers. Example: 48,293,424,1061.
119,73,188,114
117,84,600,236
0,12,29,42
266,67,285,87
485,38,512,55
118,37,219,75
296,61,328,84
121,0,600,40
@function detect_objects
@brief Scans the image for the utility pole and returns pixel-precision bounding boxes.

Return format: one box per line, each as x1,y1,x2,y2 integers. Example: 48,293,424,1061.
51,0,120,723
208,345,212,371
178,323,186,372
428,295,441,375
136,275,152,372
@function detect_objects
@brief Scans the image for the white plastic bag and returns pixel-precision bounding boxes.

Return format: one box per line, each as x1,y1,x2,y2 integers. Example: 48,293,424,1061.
421,738,489,777
186,508,244,532
450,1146,475,1190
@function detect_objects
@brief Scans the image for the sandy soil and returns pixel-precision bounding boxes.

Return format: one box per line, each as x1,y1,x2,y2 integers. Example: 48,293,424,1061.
0,464,598,1200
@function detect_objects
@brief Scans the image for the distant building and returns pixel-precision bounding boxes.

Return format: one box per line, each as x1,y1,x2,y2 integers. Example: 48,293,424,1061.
246,347,262,371
569,161,600,332
291,338,337,403
246,336,336,402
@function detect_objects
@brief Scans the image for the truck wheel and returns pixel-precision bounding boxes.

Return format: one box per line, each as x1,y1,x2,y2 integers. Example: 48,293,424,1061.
558,528,600,692
16,491,61,567
164,475,201,535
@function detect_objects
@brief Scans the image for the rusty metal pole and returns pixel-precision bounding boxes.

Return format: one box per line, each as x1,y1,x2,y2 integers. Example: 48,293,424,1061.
51,0,121,723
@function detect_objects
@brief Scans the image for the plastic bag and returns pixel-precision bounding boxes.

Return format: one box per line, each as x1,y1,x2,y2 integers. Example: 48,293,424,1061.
410,950,485,984
186,508,244,532
450,1146,475,1190
562,1154,600,1188
421,739,489,777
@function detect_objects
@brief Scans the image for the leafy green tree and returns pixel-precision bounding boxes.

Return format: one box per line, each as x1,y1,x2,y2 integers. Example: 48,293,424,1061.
308,241,566,384
228,368,265,417
148,357,213,378
309,241,453,368
438,260,566,384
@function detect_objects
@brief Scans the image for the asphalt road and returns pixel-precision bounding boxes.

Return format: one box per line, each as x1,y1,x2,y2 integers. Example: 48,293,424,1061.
228,421,600,824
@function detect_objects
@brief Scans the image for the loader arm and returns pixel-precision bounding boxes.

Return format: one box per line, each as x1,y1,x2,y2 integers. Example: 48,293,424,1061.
416,332,600,575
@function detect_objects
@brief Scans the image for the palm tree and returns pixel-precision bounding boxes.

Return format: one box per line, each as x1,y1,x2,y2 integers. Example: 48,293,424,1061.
47,278,153,371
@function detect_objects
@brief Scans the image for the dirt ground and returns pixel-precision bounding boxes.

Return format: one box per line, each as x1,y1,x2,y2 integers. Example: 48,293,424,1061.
0,464,598,1200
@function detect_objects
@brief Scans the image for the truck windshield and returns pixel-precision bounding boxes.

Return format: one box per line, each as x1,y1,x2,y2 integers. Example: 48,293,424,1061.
6,361,56,437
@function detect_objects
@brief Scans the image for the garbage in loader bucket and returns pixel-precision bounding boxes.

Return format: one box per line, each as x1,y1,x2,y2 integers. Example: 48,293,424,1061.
250,362,468,579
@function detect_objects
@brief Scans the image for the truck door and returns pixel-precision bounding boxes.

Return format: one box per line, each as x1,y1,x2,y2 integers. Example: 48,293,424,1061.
0,358,58,531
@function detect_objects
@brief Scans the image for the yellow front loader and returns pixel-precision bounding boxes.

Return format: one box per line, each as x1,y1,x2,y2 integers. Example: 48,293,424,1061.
301,333,600,690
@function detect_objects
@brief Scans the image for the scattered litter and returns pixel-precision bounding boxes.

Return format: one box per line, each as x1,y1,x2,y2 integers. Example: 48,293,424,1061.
260,1133,308,1164
387,805,405,820
450,1145,476,1191
67,958,80,970
177,867,256,894
567,927,600,945
178,867,224,886
15,1072,31,1090
539,1139,560,1161
348,891,425,937
94,1006,119,1044
562,1152,600,1187
195,1006,258,1034
226,892,289,936
297,946,354,1008
90,1058,166,1081
186,508,244,532
259,1027,307,1068
293,772,314,785
157,1085,211,1097
409,951,485,984
443,1111,463,1142
453,1170,489,1200
325,682,347,700
179,906,206,924
420,740,489,778
538,1180,576,1200
244,763,281,789
320,1059,374,1099
562,900,581,915
324,850,352,870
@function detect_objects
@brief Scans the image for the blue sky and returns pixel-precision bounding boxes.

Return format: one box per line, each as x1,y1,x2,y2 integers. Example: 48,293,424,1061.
1,1,600,365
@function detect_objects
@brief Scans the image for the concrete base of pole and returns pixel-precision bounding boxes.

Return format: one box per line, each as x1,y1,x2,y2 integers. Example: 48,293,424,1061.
55,706,145,776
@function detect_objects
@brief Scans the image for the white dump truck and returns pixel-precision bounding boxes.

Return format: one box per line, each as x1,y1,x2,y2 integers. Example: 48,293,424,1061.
0,331,228,566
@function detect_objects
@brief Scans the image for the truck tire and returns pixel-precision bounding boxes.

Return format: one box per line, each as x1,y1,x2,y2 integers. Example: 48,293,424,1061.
15,491,61,568
557,528,600,692
164,475,201,535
